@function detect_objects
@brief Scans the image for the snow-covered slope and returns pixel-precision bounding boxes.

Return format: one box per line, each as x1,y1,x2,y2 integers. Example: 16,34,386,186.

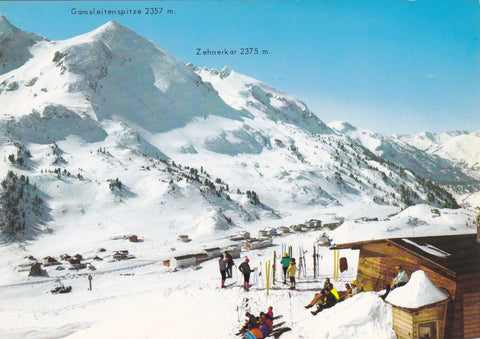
329,121,480,189
0,14,45,75
399,130,480,179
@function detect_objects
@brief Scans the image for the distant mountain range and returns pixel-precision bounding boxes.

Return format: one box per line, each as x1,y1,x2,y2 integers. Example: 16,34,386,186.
0,15,477,239
328,121,479,186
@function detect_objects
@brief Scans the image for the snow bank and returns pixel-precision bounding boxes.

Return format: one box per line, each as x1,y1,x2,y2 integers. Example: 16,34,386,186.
386,270,449,308
292,292,396,339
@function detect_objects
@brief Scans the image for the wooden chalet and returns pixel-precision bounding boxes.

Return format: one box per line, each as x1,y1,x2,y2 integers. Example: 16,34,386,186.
332,233,480,338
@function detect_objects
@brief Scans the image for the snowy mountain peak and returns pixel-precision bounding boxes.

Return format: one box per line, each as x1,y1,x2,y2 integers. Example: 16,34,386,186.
0,14,19,34
219,66,232,79
328,121,358,133
445,130,469,137
0,15,45,76
82,20,140,43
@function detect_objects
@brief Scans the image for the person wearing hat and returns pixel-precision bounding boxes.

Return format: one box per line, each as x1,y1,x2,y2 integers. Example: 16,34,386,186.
280,252,291,284
350,280,358,296
239,257,252,291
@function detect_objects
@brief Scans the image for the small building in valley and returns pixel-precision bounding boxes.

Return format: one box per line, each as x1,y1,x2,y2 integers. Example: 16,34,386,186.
170,254,197,269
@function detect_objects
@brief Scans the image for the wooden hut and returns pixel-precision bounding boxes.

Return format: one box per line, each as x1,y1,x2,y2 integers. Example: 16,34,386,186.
391,300,449,339
386,270,451,339
332,233,480,338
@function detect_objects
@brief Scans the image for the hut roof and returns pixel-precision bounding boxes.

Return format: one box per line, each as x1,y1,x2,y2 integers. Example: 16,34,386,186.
386,270,449,309
332,233,480,275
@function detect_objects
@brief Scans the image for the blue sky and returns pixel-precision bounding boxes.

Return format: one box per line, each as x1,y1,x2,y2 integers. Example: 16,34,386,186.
0,0,478,135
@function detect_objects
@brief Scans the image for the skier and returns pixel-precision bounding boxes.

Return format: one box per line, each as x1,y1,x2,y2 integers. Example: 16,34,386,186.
219,254,227,288
239,257,252,291
280,252,291,284
225,251,234,278
287,257,296,290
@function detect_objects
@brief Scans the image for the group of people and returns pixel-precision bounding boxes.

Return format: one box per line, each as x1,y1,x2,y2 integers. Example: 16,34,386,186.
220,254,253,291
218,251,234,288
239,307,275,339
221,254,295,292
304,278,358,315
220,251,411,324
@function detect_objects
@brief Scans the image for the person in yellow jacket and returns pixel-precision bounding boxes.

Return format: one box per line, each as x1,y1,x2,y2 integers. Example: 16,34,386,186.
287,257,296,290
328,282,339,300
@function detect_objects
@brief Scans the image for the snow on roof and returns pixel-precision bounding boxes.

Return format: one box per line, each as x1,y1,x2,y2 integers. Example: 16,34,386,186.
402,238,451,258
386,270,449,308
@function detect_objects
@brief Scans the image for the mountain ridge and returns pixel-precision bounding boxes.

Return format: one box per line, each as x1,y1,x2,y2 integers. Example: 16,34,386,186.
0,17,473,241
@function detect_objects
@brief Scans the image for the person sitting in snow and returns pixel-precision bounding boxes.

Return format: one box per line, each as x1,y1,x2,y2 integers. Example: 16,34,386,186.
280,252,291,284
382,264,409,299
287,257,296,290
311,287,337,315
239,257,252,291
245,312,258,328
328,282,340,300
337,283,352,302
258,314,271,338
304,278,331,309
259,312,273,332
237,312,258,335
242,323,264,339
266,306,274,319
350,280,359,296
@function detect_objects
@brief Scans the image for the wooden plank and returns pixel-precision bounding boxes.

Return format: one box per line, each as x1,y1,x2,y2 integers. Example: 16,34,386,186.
462,292,480,337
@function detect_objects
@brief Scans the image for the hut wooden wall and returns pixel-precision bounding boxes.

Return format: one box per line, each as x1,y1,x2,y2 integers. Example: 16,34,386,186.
456,273,480,339
392,302,448,339
356,242,456,296
392,307,413,338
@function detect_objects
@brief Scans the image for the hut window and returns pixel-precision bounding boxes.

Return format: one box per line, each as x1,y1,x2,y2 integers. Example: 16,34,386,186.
417,322,437,338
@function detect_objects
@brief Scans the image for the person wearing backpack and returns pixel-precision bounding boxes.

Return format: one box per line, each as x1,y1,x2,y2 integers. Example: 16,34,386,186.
239,257,252,291
280,252,291,284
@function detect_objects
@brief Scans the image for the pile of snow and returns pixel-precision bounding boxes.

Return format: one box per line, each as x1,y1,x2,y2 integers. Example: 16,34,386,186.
296,292,396,339
386,270,449,309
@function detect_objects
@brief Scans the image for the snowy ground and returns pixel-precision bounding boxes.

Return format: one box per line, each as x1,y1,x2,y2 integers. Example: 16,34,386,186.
0,204,477,339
